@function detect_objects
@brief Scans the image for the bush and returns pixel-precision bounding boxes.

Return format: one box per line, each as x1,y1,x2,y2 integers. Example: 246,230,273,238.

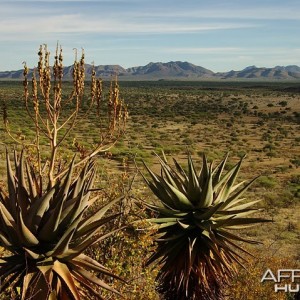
257,176,277,189
278,100,288,107
290,158,300,168
290,175,300,184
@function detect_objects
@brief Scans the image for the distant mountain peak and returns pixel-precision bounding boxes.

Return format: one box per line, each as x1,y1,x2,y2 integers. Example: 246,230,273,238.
125,61,214,78
242,65,257,71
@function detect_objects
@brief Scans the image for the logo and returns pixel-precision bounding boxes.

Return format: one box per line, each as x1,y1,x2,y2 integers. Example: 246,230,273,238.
261,269,300,293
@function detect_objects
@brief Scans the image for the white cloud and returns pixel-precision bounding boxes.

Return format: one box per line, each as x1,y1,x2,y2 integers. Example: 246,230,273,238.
136,7,300,21
0,11,256,42
164,47,243,54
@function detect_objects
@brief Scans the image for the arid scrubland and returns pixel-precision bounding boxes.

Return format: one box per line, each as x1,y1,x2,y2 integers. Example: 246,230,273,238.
0,59,299,299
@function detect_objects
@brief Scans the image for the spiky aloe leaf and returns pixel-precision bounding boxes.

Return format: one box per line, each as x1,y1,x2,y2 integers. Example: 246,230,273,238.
0,151,124,299
71,265,122,296
142,153,272,300
72,254,123,279
27,186,56,230
17,210,39,247
187,155,201,204
164,180,193,209
53,260,81,300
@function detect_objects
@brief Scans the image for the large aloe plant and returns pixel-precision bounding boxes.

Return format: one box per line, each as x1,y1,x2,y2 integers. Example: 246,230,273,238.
142,153,271,300
0,151,123,299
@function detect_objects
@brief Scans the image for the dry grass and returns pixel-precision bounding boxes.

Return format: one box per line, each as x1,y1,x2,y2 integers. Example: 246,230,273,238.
0,80,299,299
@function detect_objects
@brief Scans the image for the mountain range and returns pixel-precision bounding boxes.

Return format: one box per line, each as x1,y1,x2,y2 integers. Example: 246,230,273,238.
1,62,300,80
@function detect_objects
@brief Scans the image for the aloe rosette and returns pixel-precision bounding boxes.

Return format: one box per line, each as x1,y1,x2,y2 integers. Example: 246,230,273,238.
0,151,123,299
142,153,271,300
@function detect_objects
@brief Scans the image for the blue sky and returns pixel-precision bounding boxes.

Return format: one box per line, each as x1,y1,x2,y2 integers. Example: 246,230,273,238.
0,0,299,71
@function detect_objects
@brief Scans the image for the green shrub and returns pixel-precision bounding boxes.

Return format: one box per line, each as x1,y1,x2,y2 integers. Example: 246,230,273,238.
257,176,277,189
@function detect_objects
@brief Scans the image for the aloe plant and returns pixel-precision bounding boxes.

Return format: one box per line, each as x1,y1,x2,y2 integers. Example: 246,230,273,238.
0,151,123,299
142,153,271,300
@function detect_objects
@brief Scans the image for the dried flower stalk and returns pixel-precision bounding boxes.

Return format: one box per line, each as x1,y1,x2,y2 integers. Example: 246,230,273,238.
4,44,127,188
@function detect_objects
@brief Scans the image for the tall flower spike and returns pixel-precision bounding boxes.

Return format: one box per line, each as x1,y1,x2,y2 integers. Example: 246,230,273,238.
32,70,38,114
23,62,29,101
96,79,103,117
91,64,96,101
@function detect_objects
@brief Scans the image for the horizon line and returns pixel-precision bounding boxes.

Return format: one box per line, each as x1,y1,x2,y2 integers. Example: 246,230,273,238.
1,61,300,73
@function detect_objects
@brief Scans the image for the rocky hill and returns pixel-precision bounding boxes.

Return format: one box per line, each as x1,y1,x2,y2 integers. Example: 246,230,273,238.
216,65,300,79
126,61,214,79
